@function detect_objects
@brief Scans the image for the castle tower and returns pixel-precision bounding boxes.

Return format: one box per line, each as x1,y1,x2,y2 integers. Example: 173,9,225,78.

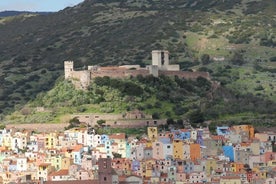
64,61,74,79
152,50,170,70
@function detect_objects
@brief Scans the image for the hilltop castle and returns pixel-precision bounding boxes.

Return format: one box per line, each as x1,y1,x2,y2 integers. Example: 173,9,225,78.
64,50,210,89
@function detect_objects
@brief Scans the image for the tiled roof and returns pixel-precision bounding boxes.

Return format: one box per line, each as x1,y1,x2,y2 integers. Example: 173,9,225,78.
109,133,126,140
45,180,99,184
221,176,241,179
49,169,69,177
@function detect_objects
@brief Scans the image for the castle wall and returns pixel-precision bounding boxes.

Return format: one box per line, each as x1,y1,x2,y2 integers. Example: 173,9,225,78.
104,119,166,128
90,68,150,79
166,65,180,71
71,113,165,128
159,71,210,80
70,71,91,89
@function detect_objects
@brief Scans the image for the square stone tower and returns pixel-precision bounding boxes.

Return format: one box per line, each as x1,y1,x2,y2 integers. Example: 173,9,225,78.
152,50,180,71
98,158,114,184
151,50,170,70
64,61,74,79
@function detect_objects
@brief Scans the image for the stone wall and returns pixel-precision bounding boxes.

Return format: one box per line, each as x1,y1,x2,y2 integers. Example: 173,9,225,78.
90,68,150,79
160,71,210,80
105,119,166,128
6,123,69,133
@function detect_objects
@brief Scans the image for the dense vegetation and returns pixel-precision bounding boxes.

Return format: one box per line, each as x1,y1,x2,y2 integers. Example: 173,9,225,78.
4,75,276,129
0,0,275,127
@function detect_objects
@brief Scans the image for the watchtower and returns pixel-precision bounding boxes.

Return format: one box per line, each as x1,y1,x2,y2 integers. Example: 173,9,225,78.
64,61,74,79
151,50,170,70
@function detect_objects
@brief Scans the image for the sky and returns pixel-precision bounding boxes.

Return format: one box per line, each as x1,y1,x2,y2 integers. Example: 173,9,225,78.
0,0,85,12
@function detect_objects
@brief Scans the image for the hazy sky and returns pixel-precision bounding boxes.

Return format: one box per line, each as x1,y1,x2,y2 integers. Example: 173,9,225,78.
0,0,85,12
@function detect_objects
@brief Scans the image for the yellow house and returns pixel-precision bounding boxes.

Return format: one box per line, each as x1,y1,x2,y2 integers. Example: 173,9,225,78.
147,127,158,141
2,134,12,149
268,160,276,167
150,177,160,183
109,133,126,158
250,142,260,155
173,140,184,160
146,140,152,148
255,170,267,179
37,163,54,181
50,155,63,170
145,159,154,178
61,157,73,170
139,161,147,178
220,176,241,184
205,158,217,175
45,133,58,149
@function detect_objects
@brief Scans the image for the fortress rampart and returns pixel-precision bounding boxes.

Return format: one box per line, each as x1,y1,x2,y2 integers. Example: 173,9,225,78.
64,50,210,89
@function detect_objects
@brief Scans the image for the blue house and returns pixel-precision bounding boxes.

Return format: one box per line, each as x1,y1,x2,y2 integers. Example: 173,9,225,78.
101,134,109,144
132,160,140,171
196,129,204,146
223,145,234,162
183,160,194,173
216,126,230,136
171,130,190,140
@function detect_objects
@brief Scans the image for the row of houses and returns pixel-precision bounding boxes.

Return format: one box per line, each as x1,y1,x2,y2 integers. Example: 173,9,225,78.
0,124,276,183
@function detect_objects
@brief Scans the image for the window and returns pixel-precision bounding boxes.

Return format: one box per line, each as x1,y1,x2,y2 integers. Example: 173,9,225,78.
104,177,107,181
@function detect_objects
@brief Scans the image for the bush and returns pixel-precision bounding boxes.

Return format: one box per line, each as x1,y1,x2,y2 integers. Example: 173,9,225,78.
254,85,264,91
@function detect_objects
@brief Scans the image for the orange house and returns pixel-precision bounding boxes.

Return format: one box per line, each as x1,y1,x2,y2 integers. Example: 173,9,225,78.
231,162,244,172
190,143,201,161
232,125,254,139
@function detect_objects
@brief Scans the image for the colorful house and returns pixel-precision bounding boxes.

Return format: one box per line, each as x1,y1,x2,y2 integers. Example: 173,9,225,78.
173,140,184,159
109,133,126,158
190,143,201,161
219,176,242,184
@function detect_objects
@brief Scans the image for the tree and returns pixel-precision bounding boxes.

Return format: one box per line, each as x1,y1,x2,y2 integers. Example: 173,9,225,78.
112,152,122,158
152,112,160,119
189,110,204,124
97,119,106,127
230,51,245,66
201,54,211,65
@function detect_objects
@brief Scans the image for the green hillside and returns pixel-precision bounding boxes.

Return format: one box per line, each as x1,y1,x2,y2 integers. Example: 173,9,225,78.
4,75,276,128
0,0,275,121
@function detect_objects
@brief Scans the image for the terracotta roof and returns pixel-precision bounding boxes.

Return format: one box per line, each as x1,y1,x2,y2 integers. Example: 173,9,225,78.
49,169,69,177
45,180,99,184
221,176,241,179
72,144,83,152
39,163,51,167
109,133,126,140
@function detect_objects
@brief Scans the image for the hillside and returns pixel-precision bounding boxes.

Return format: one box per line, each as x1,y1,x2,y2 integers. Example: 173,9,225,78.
4,76,276,128
0,11,51,17
0,0,275,118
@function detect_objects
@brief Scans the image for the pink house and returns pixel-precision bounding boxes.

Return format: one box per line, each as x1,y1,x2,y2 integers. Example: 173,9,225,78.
262,152,276,163
188,172,207,183
75,169,93,180
176,172,186,182
152,141,164,160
